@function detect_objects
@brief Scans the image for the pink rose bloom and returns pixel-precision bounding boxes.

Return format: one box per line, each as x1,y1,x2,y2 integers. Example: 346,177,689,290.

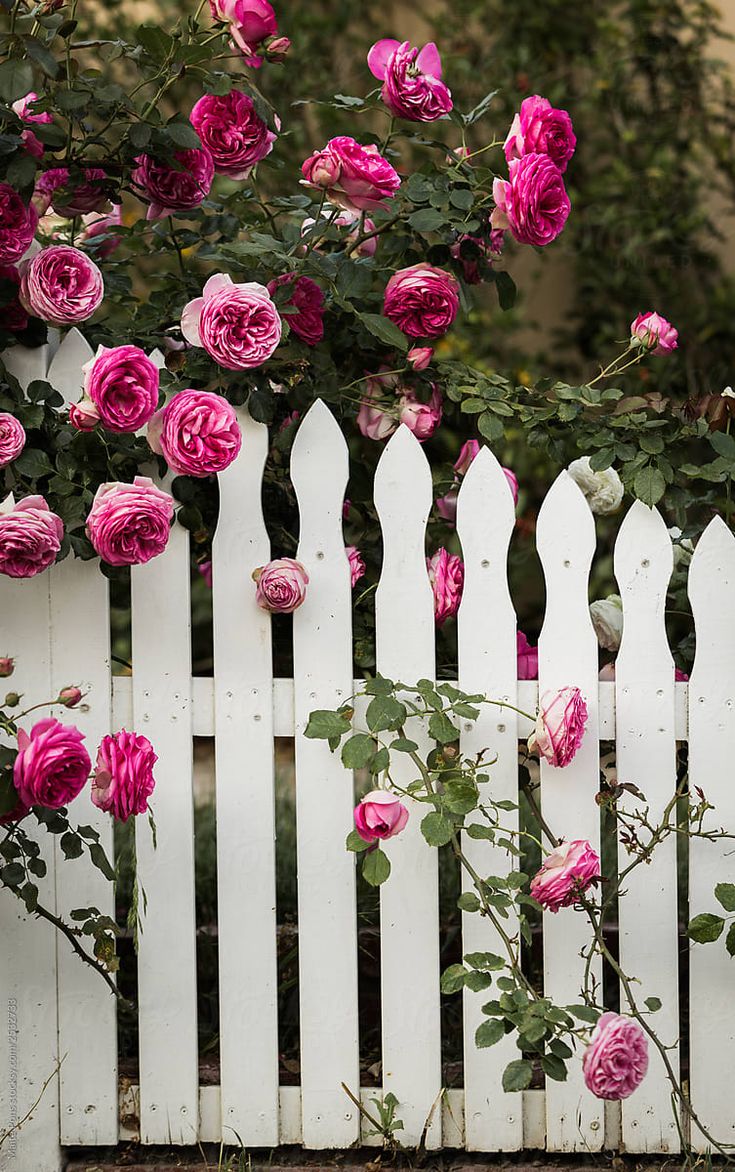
34,167,111,217
454,438,480,476
0,414,25,466
210,0,278,67
0,183,38,264
77,207,123,259
13,718,91,809
0,494,63,578
267,272,324,345
133,148,214,220
19,245,103,325
0,264,30,332
630,311,678,355
408,346,433,371
367,39,452,123
82,344,160,433
427,547,464,625
354,789,409,843
492,154,571,247
383,264,459,339
190,90,276,180
0,794,30,826
301,136,401,214
91,730,157,822
398,384,443,441
12,92,52,159
530,839,601,912
148,389,242,478
198,559,213,588
346,544,366,587
85,477,174,566
435,489,458,523
253,557,309,613
517,631,538,680
528,686,588,768
300,209,378,257
181,273,282,370
583,1013,649,1100
504,95,576,173
69,399,100,431
356,381,398,442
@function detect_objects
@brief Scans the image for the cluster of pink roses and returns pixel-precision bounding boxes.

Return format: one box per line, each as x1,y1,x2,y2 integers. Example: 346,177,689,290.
208,0,289,69
492,95,575,247
356,370,443,444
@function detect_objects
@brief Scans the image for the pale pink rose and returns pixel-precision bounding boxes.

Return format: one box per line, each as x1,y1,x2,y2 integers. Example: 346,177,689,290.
210,0,278,67
77,207,122,258
346,544,366,587
34,167,111,217
504,94,576,173
356,382,398,441
181,273,282,370
0,264,29,332
147,389,242,477
0,657,14,678
383,264,459,339
91,730,157,822
267,273,324,345
58,686,82,708
0,415,25,466
301,136,401,214
300,209,377,257
398,384,443,441
132,148,214,220
85,477,174,566
583,1013,649,1100
454,438,480,476
69,399,100,431
427,547,464,625
517,631,538,680
190,90,276,180
408,346,433,370
0,183,38,264
18,245,103,325
82,344,160,433
528,686,588,768
367,39,452,122
530,839,601,912
435,488,458,523
630,311,678,355
12,92,52,159
0,494,63,578
13,717,91,809
492,154,570,247
253,557,309,613
354,789,408,843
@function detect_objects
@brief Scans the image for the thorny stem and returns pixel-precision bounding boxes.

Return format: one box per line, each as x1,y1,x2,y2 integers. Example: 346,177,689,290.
32,900,130,1007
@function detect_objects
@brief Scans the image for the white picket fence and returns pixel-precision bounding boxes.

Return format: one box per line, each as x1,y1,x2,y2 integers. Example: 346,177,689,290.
1,330,734,1170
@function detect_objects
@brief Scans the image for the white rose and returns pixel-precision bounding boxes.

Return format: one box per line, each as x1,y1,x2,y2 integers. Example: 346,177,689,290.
567,456,624,515
590,594,624,652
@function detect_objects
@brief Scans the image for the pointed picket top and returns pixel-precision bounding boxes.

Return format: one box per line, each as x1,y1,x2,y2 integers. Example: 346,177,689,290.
148,347,166,370
456,444,516,556
214,405,269,562
291,398,349,536
2,340,51,391
536,470,597,656
46,327,94,404
614,500,673,672
688,515,735,663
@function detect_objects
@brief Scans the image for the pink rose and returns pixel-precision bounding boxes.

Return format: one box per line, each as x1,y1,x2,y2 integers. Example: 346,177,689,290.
346,544,366,587
198,559,213,588
398,384,443,441
267,272,324,345
181,273,282,370
301,136,401,214
147,389,242,478
454,438,480,476
528,686,588,768
0,494,63,578
300,209,377,257
0,264,30,332
210,0,278,66
630,311,678,355
504,95,576,173
82,344,160,433
354,789,409,843
91,730,157,822
383,264,459,339
408,346,433,370
34,167,111,217
132,148,214,220
367,39,452,123
12,92,52,159
356,377,399,441
13,718,91,809
69,399,100,431
253,557,309,613
0,657,14,678
190,89,276,180
77,207,123,259
492,154,571,247
85,476,174,566
583,1013,649,1100
0,794,30,826
517,631,538,680
530,839,601,912
0,414,25,466
427,547,464,625
0,183,38,264
18,245,103,325
265,35,291,62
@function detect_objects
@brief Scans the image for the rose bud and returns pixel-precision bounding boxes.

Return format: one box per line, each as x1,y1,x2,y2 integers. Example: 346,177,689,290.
58,686,83,708
0,657,14,678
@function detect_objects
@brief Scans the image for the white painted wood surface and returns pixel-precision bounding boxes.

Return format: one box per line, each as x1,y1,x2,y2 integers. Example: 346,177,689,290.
46,329,90,405
614,503,679,1154
291,401,360,1147
687,516,735,1151
212,409,280,1146
373,425,442,1148
456,447,523,1151
535,472,603,1153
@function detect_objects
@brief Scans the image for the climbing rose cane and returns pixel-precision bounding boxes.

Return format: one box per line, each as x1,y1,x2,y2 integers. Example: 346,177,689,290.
147,389,242,477
367,39,452,122
181,273,282,370
528,686,588,767
530,839,600,912
0,494,63,578
253,557,309,613
354,790,409,843
13,718,91,809
91,730,157,822
582,1013,649,1100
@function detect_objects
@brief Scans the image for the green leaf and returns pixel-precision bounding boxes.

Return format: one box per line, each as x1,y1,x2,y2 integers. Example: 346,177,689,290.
440,963,467,993
464,88,498,125
457,891,481,913
541,1053,568,1082
726,923,735,958
13,448,53,478
465,970,493,991
715,882,735,912
443,777,478,815
633,465,666,506
60,831,83,860
304,709,352,740
465,951,505,971
0,773,18,817
362,847,390,886
502,1059,533,1092
359,313,408,351
428,710,458,745
495,270,517,311
0,60,34,103
477,411,504,442
408,207,446,233
449,187,474,210
568,1004,599,1024
475,1019,505,1048
365,694,406,733
165,121,202,150
346,828,369,852
1,863,25,888
710,431,735,462
420,811,455,847
129,122,152,150
688,912,725,944
391,737,419,753
89,843,116,882
341,734,376,769
22,37,59,78
135,24,173,62
644,997,662,1013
